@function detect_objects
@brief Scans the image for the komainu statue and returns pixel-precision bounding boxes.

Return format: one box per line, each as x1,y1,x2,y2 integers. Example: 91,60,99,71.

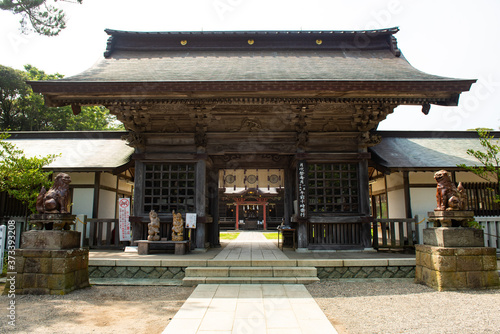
148,210,160,241
434,170,467,211
36,173,72,214
171,211,184,241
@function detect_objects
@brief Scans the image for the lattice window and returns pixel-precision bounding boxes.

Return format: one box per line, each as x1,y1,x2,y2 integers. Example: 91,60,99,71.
143,164,196,214
308,163,359,213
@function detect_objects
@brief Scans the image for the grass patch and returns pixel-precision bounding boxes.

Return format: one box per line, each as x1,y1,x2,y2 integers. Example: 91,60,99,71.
263,232,279,240
219,232,240,240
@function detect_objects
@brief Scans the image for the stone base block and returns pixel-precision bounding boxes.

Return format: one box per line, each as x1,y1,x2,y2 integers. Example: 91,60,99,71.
21,230,81,250
2,247,90,295
423,228,484,247
415,244,499,291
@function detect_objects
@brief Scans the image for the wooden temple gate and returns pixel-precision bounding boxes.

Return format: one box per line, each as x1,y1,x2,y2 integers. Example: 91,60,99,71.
30,28,474,250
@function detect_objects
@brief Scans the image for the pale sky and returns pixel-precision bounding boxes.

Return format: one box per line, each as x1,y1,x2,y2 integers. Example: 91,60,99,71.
1,0,499,131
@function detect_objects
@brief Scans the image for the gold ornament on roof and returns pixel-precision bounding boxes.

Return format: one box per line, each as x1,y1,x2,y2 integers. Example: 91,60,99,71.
316,39,323,45
180,40,188,46
248,39,254,45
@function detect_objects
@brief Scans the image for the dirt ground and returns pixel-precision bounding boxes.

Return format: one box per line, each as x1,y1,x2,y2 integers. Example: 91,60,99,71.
0,284,194,334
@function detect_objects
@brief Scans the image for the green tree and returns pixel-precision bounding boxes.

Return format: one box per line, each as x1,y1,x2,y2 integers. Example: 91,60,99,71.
0,65,29,130
0,64,124,131
0,0,83,36
458,129,500,203
0,131,57,213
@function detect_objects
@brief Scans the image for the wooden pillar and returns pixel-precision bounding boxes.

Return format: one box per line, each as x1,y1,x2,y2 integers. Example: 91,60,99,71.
358,159,372,249
92,172,101,219
284,166,293,225
235,203,239,230
208,169,220,247
403,171,412,218
263,203,267,230
195,159,206,249
132,161,144,243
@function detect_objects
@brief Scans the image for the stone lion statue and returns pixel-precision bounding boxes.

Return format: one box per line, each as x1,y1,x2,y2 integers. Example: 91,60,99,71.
434,170,467,211
171,211,184,241
36,173,71,214
148,210,160,241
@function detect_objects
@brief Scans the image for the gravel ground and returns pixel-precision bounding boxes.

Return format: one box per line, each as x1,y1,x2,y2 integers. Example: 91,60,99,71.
307,278,500,334
1,280,499,334
0,285,194,334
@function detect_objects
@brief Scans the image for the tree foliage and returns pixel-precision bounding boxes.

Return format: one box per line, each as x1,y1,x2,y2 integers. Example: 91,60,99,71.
0,131,57,213
0,0,83,36
458,129,500,203
0,64,124,131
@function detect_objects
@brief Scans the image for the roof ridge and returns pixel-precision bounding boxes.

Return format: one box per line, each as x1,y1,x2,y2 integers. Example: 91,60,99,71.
104,27,400,36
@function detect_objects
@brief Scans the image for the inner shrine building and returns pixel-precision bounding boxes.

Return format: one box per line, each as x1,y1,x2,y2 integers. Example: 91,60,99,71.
30,28,474,250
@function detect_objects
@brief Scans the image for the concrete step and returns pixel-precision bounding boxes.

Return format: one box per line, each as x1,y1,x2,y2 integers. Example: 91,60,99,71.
182,276,320,287
185,266,317,278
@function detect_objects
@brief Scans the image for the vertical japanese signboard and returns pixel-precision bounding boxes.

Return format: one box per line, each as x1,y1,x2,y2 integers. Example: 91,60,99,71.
297,161,308,219
0,225,5,273
118,198,131,241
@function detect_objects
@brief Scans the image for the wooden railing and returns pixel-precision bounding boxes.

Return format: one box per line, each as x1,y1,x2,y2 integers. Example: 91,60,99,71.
372,217,419,250
219,217,235,230
88,219,127,249
474,217,500,251
462,182,500,216
307,221,366,250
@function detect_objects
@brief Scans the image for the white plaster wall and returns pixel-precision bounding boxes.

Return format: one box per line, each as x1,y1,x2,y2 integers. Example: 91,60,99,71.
100,172,117,189
71,188,94,240
370,177,386,193
386,172,404,188
72,188,94,217
409,172,435,184
387,189,406,218
98,189,116,218
118,179,133,193
456,171,494,182
409,187,436,243
67,172,95,185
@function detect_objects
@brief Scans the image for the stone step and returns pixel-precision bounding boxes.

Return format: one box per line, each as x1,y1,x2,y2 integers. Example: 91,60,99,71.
182,276,320,287
184,266,317,278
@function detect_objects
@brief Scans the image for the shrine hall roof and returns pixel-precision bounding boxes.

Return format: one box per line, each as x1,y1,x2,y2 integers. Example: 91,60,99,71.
28,28,476,108
56,28,462,83
370,131,500,171
5,131,133,172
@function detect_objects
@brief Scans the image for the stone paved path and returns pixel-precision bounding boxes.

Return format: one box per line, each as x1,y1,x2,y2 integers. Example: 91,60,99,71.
162,232,338,333
161,283,338,334
213,231,288,261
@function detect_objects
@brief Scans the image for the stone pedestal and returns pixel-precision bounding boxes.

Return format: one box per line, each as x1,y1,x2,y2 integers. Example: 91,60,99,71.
415,228,499,291
3,230,89,295
423,227,484,248
427,210,474,227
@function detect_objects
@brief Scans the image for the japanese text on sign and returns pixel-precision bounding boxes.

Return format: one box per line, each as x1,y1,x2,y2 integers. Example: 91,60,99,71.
298,162,307,218
118,198,131,241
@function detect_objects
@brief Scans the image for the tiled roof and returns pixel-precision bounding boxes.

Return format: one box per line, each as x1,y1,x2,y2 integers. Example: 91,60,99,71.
57,28,459,83
370,131,500,169
5,132,133,171
29,29,475,107
60,50,458,83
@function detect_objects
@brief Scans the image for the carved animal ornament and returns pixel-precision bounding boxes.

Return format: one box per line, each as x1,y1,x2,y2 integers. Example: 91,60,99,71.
36,173,71,214
434,170,467,211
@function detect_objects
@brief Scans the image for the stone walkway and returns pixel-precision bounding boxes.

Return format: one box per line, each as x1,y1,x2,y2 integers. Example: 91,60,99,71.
161,284,338,334
162,232,338,333
213,232,288,261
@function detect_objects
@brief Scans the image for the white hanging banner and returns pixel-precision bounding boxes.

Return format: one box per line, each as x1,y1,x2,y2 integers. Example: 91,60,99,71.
118,198,132,241
0,225,6,273
185,213,197,229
